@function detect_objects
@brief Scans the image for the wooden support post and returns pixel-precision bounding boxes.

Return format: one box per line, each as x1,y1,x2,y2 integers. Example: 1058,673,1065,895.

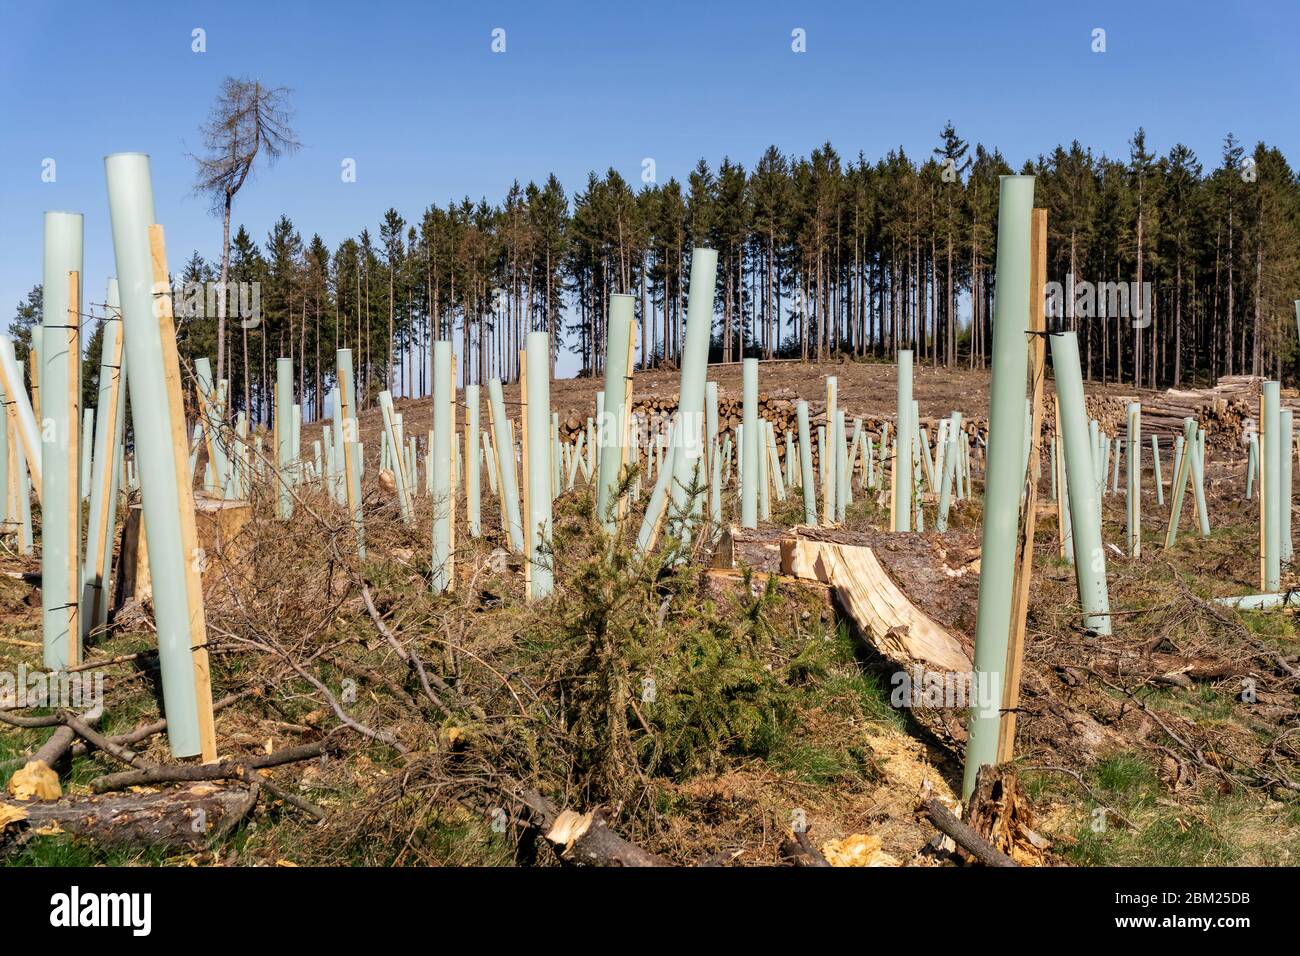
83,284,126,640
149,225,217,763
29,347,39,427
619,327,636,522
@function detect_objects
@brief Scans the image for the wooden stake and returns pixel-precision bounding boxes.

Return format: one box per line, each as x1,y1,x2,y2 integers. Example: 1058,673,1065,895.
28,346,39,426
149,225,217,764
1260,393,1267,591
998,207,1047,764
1054,401,1068,558
87,311,125,633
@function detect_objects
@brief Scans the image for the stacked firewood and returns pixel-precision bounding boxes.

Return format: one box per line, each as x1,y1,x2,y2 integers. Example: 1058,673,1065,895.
1039,376,1266,451
559,394,982,471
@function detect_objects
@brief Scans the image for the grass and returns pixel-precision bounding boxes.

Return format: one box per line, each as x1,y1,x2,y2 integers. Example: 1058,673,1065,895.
6,835,174,867
1024,752,1300,867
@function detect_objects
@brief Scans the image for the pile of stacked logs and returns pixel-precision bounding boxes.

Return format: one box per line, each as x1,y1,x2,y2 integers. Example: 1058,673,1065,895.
556,372,1285,465
1039,375,1279,451
559,393,985,472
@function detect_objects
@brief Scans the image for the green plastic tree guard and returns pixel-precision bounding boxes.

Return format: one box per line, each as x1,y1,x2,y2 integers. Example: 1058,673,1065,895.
1126,403,1141,556
1191,426,1210,538
824,376,838,522
431,341,453,592
894,351,913,531
635,427,675,555
41,210,83,671
0,336,41,491
1245,432,1257,501
834,410,848,521
597,295,635,530
1050,331,1111,637
1263,382,1281,590
379,390,415,526
336,348,365,558
80,409,93,500
104,152,207,756
666,250,717,540
1282,409,1293,565
796,400,816,525
466,384,481,537
963,176,1037,799
275,357,294,519
487,378,524,552
741,358,759,529
1152,434,1165,505
936,411,962,532
706,382,719,485
82,279,127,640
767,420,786,502
525,331,554,597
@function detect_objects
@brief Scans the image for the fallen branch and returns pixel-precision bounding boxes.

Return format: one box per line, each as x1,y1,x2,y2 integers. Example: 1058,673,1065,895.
919,798,1018,867
512,789,665,866
780,827,832,867
91,739,334,794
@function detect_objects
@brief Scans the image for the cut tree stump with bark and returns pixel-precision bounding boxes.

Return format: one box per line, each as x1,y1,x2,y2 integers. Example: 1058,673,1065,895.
918,796,1018,868
963,764,1049,866
115,498,253,606
700,568,833,612
777,535,974,749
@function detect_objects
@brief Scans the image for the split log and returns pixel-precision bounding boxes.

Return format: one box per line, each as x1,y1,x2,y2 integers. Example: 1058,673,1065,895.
779,536,974,750
780,538,972,675
716,525,980,624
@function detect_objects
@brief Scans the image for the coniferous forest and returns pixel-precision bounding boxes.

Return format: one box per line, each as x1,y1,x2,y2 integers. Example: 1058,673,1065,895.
13,125,1296,423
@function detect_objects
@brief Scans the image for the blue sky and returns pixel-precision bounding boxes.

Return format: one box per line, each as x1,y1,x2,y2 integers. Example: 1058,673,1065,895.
1,0,1294,377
